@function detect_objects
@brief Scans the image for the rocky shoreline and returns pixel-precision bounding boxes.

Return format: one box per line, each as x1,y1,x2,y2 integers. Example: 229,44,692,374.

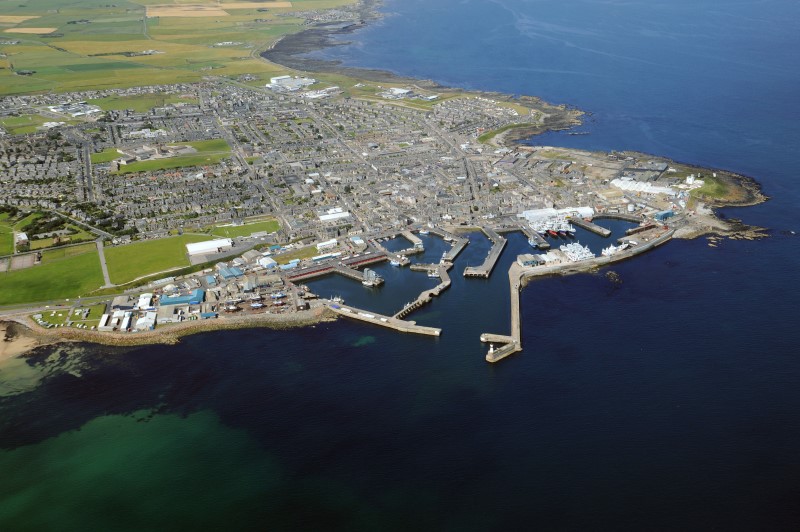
261,0,583,129
0,307,338,361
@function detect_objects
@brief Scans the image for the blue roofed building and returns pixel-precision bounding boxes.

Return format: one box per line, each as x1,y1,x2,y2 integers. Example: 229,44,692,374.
160,289,205,306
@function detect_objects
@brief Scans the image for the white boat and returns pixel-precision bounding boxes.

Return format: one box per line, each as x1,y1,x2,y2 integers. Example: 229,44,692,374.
427,270,439,278
390,259,400,266
419,230,430,235
601,242,629,257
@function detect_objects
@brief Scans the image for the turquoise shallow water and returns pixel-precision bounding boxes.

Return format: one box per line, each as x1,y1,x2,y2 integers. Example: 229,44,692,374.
3,0,800,529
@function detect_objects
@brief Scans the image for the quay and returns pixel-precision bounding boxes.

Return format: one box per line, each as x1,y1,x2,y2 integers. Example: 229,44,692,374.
342,251,388,268
464,227,507,278
520,228,674,284
394,264,452,320
368,238,410,266
567,216,612,237
326,301,441,337
401,230,424,249
427,226,470,262
286,252,387,283
625,223,658,236
594,212,642,223
498,224,549,250
332,264,384,285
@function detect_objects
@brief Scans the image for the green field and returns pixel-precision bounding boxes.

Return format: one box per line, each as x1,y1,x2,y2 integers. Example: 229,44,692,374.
691,175,729,200
88,94,198,113
114,139,231,175
90,148,121,164
0,0,355,96
104,234,214,284
0,213,14,256
30,225,95,250
0,250,104,305
211,220,279,238
40,242,97,263
477,123,530,144
0,114,52,135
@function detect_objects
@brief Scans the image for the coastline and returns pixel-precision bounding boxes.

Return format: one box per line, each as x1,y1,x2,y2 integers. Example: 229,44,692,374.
0,306,338,363
0,0,768,362
261,0,583,132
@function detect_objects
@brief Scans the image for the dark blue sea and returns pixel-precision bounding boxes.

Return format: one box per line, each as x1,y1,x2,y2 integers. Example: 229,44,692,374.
2,0,800,529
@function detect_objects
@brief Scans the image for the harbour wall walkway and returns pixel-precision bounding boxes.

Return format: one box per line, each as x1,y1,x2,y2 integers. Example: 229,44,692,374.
327,301,441,337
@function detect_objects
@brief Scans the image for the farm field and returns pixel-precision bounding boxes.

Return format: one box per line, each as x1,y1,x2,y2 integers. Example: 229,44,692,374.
0,0,355,96
0,249,104,305
104,234,215,285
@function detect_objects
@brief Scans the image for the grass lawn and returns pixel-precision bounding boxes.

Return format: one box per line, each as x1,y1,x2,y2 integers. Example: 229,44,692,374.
104,234,214,284
691,176,729,200
211,219,279,238
40,242,97,263
13,212,42,231
0,114,53,135
113,139,231,175
477,123,530,144
90,148,121,164
0,250,103,305
0,219,13,256
30,226,95,250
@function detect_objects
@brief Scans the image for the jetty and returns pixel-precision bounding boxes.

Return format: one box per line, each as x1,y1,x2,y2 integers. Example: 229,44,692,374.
327,301,441,336
483,228,675,363
394,263,452,319
463,227,507,278
481,262,523,362
332,264,384,286
567,216,612,237
427,227,470,262
498,224,549,250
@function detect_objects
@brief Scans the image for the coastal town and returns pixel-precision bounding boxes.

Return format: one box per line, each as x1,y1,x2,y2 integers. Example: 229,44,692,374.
0,76,764,362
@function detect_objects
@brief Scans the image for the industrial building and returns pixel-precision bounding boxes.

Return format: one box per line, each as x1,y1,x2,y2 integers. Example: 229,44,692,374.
159,289,205,306
186,238,234,256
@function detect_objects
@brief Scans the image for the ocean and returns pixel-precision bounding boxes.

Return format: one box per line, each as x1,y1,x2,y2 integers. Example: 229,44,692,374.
2,0,800,529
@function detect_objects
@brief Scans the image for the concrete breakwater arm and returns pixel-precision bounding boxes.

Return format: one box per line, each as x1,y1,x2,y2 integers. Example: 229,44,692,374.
484,229,674,363
464,227,507,278
326,301,441,336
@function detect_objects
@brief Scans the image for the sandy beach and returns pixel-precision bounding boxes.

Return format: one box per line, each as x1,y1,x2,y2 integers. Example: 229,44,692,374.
1,322,41,363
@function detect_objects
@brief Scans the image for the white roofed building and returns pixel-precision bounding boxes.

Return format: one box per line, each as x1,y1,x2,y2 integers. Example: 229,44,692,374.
186,238,234,256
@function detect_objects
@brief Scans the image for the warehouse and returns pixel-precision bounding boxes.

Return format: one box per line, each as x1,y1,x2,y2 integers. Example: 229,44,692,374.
160,289,205,306
186,238,234,256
